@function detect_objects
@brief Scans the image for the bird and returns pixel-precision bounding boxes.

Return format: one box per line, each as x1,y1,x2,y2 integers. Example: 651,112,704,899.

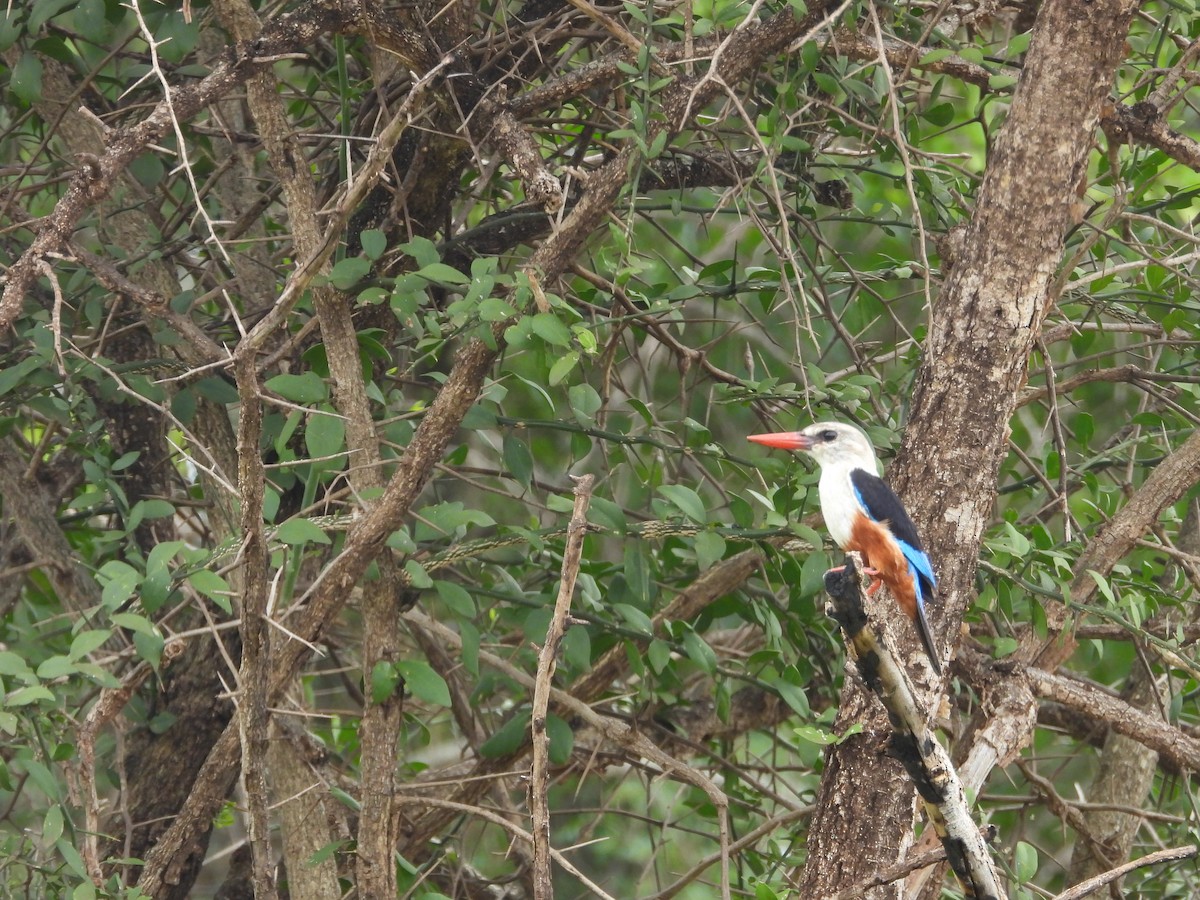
748,422,942,674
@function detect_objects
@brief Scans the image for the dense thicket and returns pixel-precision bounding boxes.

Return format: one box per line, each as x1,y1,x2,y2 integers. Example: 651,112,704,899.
1,0,1198,897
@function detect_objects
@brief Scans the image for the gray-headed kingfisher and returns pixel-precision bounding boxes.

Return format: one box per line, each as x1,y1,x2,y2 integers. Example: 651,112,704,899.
749,422,942,674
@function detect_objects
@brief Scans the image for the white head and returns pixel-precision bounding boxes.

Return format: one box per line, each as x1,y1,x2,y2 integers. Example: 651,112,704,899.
748,421,879,471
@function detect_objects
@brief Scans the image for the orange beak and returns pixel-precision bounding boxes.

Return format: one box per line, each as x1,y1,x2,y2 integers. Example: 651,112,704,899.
747,431,812,451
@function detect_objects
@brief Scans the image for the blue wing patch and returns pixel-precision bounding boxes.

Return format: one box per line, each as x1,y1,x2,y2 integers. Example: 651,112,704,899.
850,468,936,605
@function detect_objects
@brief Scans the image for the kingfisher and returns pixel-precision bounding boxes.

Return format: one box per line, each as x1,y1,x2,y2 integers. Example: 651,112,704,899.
749,422,942,674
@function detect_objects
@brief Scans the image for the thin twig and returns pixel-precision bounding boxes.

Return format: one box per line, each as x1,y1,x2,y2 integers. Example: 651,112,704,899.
531,474,594,900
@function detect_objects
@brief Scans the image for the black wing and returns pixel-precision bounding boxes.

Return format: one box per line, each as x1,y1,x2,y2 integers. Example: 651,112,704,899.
849,467,936,595
849,469,923,550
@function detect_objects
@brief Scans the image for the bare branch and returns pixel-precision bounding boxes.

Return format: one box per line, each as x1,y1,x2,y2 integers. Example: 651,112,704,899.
531,474,593,900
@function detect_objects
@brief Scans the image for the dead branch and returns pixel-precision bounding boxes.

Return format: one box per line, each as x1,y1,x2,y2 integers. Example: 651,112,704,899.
530,474,593,900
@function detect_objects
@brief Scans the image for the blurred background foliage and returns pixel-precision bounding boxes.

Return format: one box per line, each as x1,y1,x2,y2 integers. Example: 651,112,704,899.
0,0,1198,896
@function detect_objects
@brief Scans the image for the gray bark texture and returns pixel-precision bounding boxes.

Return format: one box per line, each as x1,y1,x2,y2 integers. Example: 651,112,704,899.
797,0,1138,895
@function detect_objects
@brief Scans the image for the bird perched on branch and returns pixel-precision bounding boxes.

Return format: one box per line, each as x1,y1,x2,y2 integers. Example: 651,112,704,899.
749,422,942,674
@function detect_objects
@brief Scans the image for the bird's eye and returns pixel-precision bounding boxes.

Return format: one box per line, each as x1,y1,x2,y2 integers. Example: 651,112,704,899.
820,429,837,442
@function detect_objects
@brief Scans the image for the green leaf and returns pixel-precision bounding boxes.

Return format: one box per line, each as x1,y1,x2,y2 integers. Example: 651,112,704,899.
69,630,111,659
562,625,590,671
415,502,496,537
187,569,232,612
110,612,158,636
266,372,328,403
918,48,954,65
395,660,451,707
799,550,831,598
0,652,33,679
359,229,387,260
388,528,417,552
921,102,955,127
309,838,349,867
305,411,346,460
511,372,556,415
622,542,650,607
73,662,121,688
134,498,176,519
647,639,671,674
195,375,240,404
589,496,626,531
370,661,401,704
547,350,580,386
36,656,75,680
329,256,372,290
682,630,717,675
793,724,841,746
460,404,496,429
997,522,1031,557
20,758,62,799
28,0,76,31
478,298,517,321
146,540,186,578
530,313,572,348
404,560,433,589
434,580,475,617
568,383,601,422
55,837,90,880
546,714,574,765
71,0,108,40
503,434,534,488
6,685,55,706
0,10,21,53
613,603,654,636
693,531,725,569
10,52,43,103
480,709,531,758
111,450,141,471
99,561,140,609
1087,569,1114,604
460,620,480,677
397,236,440,268
415,262,470,285
993,636,1019,657
1014,841,1038,882
774,666,811,717
137,628,165,667
1003,32,1032,56
657,484,706,523
275,518,332,545
42,802,64,844
0,357,43,398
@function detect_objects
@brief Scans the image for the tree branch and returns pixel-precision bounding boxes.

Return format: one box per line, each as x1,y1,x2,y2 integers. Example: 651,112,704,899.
530,474,593,900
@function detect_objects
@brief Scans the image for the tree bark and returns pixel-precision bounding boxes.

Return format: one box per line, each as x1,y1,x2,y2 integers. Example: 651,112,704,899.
798,0,1138,895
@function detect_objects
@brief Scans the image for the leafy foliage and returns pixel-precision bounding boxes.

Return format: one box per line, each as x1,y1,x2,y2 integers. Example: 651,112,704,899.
1,0,1198,896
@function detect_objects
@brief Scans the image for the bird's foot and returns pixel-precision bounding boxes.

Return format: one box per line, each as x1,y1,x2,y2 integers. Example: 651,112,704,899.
862,567,882,594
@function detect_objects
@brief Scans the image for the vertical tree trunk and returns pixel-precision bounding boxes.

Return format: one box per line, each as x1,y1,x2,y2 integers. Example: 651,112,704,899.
797,0,1138,895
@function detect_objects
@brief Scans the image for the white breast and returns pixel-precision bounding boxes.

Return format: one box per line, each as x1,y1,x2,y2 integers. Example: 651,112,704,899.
818,463,861,549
